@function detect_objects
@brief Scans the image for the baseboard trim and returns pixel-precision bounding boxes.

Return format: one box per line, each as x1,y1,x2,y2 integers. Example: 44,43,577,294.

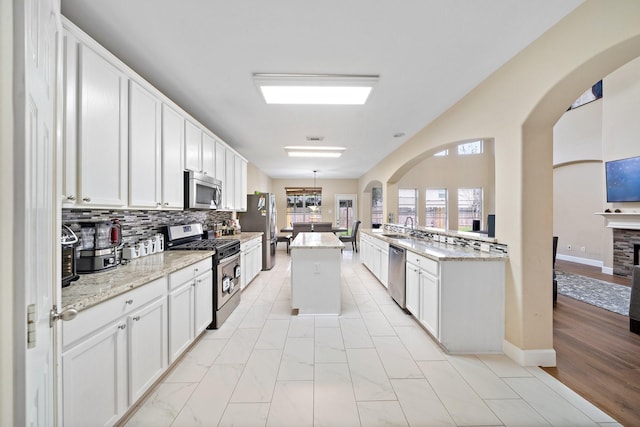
602,266,613,275
556,254,603,268
503,340,556,367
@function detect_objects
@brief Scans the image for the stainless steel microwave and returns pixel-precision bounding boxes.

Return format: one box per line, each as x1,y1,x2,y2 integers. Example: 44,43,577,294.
184,170,222,209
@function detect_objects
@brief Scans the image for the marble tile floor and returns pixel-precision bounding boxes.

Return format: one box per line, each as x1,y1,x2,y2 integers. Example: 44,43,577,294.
124,250,621,427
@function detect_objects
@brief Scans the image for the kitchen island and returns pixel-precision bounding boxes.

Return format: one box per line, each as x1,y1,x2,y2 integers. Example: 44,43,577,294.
361,227,507,353
290,232,344,315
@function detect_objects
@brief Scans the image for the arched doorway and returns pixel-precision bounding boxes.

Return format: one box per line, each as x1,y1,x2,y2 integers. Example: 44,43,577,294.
358,1,640,366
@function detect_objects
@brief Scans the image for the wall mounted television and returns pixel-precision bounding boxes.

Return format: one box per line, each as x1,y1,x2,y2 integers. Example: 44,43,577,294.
605,155,640,202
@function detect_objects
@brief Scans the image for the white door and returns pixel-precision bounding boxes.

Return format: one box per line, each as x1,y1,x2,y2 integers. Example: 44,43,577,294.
19,0,61,425
335,194,357,233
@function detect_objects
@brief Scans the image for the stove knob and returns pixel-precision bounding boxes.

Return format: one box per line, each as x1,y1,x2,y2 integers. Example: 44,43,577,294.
228,281,235,293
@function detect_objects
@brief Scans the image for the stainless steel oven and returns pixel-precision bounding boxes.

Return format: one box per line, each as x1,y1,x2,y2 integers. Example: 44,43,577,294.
165,223,241,329
215,249,242,328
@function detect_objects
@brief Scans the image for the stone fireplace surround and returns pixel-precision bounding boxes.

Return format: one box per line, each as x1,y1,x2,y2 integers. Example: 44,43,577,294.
613,229,640,277
597,213,640,278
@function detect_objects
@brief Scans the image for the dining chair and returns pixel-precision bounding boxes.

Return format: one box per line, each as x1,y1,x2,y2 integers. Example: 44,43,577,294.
339,220,361,252
292,223,312,239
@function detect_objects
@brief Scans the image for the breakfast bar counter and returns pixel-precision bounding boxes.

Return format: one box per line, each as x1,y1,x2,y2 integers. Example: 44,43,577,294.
290,232,344,315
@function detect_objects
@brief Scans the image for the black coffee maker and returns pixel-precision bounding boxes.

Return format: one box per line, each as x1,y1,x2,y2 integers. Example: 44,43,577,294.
76,220,122,273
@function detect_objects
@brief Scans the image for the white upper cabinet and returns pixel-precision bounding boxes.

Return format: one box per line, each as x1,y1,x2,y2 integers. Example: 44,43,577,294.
62,30,79,207
184,119,202,173
77,44,129,207
224,147,235,210
235,155,247,211
161,104,184,209
129,81,161,208
215,140,226,182
62,19,248,211
202,133,216,177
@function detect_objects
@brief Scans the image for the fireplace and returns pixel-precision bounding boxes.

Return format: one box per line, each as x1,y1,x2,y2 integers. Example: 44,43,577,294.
613,229,640,277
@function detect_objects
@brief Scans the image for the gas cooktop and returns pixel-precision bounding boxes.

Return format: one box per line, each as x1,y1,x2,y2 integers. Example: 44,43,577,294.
164,223,240,259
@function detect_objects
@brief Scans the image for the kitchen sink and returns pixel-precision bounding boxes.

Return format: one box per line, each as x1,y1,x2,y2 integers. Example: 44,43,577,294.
381,234,410,239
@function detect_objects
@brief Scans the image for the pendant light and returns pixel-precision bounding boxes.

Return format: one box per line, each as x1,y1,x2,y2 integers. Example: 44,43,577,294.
310,170,319,212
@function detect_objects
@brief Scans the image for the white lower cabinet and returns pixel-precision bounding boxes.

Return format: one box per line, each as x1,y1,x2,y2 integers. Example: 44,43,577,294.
61,277,167,427
61,320,127,427
405,262,420,316
128,296,168,404
419,269,439,339
168,258,213,363
240,236,262,290
62,257,213,427
362,235,389,288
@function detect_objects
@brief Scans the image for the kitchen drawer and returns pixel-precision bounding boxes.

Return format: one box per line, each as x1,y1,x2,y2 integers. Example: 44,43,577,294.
407,252,438,276
62,276,167,349
168,258,211,290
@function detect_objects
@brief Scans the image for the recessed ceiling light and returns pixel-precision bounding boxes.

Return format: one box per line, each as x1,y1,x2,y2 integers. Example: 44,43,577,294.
254,73,378,105
284,145,346,158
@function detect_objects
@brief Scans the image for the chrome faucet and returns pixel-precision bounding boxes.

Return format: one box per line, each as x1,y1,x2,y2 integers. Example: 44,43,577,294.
404,216,414,230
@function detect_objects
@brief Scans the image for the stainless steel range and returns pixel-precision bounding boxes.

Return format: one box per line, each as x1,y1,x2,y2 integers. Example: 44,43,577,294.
165,223,241,329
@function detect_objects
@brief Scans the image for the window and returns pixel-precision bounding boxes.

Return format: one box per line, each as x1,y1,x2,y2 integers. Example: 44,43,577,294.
398,188,417,226
458,140,483,155
434,149,448,157
371,187,383,227
458,188,482,231
425,188,447,229
286,187,322,225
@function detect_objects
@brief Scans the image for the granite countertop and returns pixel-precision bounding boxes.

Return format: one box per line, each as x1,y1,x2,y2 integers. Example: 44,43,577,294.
290,232,344,249
62,251,214,312
362,229,506,261
217,231,263,243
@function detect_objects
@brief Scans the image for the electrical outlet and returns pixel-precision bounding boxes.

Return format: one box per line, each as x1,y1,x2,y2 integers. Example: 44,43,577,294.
480,243,491,252
567,244,572,250
581,246,586,252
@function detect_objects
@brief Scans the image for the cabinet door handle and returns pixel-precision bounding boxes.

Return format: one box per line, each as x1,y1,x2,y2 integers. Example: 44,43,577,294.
157,202,161,207
66,195,76,201
125,299,133,305
82,196,91,202
133,316,141,321
118,324,127,330
164,202,169,206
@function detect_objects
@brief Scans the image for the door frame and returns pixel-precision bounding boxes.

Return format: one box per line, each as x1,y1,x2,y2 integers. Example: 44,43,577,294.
335,194,357,231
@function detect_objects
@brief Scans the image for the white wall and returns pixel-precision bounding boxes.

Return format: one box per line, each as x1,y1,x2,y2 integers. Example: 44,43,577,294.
553,56,640,269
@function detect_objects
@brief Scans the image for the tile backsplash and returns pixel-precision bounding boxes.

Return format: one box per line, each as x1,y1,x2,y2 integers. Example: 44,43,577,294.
62,208,232,247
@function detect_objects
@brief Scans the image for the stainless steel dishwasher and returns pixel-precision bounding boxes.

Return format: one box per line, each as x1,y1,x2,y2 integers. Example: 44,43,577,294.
388,245,407,310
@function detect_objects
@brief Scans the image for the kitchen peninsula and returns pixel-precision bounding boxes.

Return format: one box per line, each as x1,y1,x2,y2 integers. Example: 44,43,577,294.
361,227,507,353
290,232,344,315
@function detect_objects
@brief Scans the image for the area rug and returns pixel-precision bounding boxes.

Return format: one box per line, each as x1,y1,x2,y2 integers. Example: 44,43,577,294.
555,270,630,316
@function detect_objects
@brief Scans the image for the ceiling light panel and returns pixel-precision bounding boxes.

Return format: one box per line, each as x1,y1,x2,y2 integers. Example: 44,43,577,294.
284,145,346,158
254,74,378,105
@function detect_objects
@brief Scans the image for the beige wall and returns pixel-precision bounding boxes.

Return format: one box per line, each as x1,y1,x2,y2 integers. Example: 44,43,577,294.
271,178,358,231
246,162,272,194
396,140,495,230
357,0,640,362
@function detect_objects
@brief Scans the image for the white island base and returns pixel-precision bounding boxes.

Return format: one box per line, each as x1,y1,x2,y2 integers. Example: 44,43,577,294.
290,232,344,315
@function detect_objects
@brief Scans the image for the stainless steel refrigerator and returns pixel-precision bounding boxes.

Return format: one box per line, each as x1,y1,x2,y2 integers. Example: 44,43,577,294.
239,193,277,270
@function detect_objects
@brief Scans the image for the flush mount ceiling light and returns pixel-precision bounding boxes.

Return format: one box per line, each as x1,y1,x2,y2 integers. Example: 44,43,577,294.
284,145,346,158
254,73,379,105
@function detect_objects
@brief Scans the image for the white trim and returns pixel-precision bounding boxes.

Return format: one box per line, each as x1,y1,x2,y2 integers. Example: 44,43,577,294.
602,266,614,275
556,253,603,268
503,340,557,367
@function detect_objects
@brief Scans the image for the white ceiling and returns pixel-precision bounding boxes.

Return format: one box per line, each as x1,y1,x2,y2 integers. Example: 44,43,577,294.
61,0,584,179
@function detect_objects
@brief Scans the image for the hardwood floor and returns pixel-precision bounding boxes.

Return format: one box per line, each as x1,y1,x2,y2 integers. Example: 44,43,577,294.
543,260,640,426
